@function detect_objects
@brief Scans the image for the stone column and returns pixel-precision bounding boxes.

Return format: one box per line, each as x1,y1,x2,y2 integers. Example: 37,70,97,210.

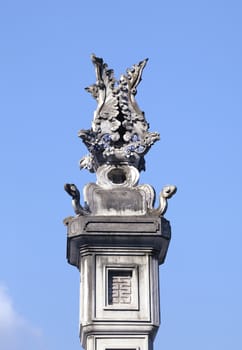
66,215,171,350
64,55,176,350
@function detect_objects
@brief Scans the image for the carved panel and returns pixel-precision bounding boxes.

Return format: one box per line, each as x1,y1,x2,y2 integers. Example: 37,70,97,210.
104,265,138,311
108,270,132,305
95,254,150,320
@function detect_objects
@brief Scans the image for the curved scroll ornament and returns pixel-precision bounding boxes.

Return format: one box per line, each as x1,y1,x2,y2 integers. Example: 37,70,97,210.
64,184,90,216
154,185,177,216
79,54,160,173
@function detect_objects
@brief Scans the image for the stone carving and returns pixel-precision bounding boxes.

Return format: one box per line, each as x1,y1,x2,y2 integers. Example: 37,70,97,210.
64,184,90,216
155,185,177,216
109,271,132,305
64,55,176,217
78,54,160,173
112,276,131,304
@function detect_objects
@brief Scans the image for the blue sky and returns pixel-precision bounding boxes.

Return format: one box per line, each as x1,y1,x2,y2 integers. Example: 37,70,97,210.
0,1,242,349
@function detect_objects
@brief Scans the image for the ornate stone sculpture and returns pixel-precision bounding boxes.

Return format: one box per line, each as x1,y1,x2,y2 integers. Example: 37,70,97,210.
65,55,176,217
64,55,177,350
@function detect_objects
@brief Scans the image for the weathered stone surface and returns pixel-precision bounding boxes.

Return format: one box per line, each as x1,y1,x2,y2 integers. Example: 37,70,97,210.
64,56,176,350
65,174,176,218
65,215,170,349
64,56,176,218
85,334,152,350
77,244,160,349
66,215,171,267
79,55,160,173
83,183,149,215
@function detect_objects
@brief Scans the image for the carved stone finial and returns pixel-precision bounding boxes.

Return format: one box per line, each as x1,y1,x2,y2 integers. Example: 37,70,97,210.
79,54,160,174
65,56,176,218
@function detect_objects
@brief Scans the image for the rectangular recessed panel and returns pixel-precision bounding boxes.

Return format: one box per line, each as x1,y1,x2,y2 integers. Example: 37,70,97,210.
85,221,158,233
96,335,147,349
108,270,132,305
95,255,149,319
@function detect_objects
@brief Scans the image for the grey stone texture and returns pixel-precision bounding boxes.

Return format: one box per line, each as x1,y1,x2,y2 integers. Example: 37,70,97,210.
78,55,160,173
65,215,171,350
64,56,176,350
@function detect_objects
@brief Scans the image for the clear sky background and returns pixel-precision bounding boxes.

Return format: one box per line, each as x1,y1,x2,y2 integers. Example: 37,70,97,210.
0,1,242,349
